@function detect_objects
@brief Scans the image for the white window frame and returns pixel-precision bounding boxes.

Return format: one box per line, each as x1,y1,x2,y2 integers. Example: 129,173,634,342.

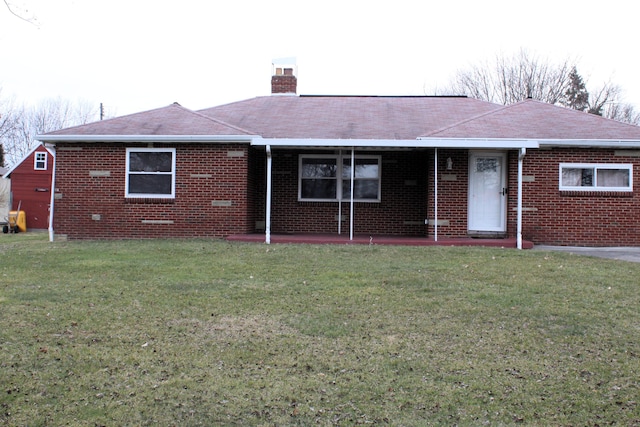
125,147,176,198
34,151,47,170
298,154,381,202
559,163,633,192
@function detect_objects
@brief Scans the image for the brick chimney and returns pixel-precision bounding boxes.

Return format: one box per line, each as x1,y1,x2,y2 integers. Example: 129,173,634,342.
271,58,297,94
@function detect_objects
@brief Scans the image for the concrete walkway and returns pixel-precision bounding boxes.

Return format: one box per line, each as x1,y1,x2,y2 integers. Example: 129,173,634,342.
534,245,640,263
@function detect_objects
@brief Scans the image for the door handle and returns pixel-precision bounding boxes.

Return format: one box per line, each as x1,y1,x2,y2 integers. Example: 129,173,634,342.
501,187,509,196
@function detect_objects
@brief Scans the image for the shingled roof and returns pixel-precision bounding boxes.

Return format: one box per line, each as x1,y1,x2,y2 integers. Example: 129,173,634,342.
424,99,640,140
44,103,253,136
197,96,501,140
40,96,640,143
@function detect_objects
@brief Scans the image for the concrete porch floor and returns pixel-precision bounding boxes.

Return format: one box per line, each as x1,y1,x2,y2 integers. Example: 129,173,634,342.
226,233,534,249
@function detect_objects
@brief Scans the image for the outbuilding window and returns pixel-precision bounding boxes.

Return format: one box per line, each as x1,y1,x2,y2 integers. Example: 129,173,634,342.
559,163,632,192
126,148,176,198
34,152,47,170
299,154,381,202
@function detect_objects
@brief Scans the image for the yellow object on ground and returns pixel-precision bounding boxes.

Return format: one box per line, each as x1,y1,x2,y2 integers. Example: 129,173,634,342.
9,210,27,232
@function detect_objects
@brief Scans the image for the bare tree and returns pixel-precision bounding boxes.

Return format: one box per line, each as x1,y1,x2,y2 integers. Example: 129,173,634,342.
442,50,574,105
603,102,640,125
2,0,38,25
437,49,639,124
1,98,98,166
0,90,19,168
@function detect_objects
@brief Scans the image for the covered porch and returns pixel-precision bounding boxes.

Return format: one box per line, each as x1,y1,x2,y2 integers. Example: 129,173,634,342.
251,138,539,249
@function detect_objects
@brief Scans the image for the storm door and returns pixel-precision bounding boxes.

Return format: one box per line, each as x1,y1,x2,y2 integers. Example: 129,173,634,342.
468,151,507,233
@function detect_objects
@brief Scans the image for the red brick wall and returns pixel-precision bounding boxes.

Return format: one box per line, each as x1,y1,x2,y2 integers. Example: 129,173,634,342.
54,143,253,240
426,150,470,237
271,75,297,94
54,144,640,246
508,148,640,246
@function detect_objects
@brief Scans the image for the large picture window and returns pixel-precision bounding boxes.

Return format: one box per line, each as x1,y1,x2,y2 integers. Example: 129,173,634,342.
126,148,176,198
299,154,381,202
559,163,632,192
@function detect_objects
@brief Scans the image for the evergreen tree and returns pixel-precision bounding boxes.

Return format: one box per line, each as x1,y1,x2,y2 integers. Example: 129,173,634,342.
562,67,589,111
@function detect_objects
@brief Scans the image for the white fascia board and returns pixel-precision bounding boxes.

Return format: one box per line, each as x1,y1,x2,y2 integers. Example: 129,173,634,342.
35,134,258,143
416,138,540,149
536,139,640,148
418,138,640,149
253,138,540,149
251,138,420,148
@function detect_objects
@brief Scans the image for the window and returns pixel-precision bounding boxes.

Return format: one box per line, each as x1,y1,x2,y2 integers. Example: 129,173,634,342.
34,152,47,170
300,157,337,200
559,163,632,192
299,155,381,202
126,148,176,198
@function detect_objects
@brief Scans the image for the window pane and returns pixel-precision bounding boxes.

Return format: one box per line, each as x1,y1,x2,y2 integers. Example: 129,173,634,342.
597,169,629,187
342,180,379,200
128,174,173,195
562,168,593,187
301,179,336,199
301,158,336,178
35,153,47,169
343,158,379,178
476,158,497,173
129,152,173,172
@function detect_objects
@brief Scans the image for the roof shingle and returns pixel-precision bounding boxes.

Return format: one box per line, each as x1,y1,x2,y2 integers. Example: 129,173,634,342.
46,103,253,136
424,99,640,140
198,96,502,140
42,96,640,142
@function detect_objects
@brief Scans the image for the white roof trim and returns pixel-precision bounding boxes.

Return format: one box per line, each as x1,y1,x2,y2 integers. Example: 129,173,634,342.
2,144,50,178
416,138,540,149
536,139,640,148
34,135,640,149
252,138,539,149
35,134,258,143
418,138,640,149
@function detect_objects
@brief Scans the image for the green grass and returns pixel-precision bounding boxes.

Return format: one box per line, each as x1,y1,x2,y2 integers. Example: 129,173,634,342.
1,233,639,426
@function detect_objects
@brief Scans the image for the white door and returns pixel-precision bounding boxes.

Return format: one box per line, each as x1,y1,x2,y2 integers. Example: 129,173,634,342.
468,151,507,233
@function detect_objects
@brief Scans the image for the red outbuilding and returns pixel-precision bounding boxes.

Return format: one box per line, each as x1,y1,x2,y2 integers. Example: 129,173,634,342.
2,144,54,230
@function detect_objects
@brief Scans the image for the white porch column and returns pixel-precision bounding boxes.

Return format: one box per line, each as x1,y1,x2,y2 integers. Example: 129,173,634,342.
47,145,56,242
265,145,272,244
349,148,355,241
517,148,526,249
434,148,438,242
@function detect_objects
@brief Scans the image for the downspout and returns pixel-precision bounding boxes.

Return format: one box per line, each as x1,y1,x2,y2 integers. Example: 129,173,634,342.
338,150,342,235
48,144,56,242
265,145,272,244
434,148,438,242
349,148,355,241
517,148,526,250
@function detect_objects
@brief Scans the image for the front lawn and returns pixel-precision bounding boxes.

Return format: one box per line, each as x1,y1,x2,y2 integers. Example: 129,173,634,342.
1,235,639,425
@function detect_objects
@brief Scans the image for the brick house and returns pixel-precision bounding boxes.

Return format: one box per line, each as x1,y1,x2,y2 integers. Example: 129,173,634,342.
2,144,55,230
38,68,640,247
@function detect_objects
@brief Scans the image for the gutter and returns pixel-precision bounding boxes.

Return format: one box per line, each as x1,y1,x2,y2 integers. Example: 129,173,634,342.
47,144,56,242
253,138,540,149
265,145,272,244
537,139,640,148
517,148,526,250
35,135,259,143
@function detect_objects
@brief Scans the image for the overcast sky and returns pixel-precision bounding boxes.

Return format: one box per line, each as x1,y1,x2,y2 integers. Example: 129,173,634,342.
1,0,638,118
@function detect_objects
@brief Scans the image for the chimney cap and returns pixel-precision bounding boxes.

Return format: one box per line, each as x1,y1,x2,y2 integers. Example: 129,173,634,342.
272,57,297,76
